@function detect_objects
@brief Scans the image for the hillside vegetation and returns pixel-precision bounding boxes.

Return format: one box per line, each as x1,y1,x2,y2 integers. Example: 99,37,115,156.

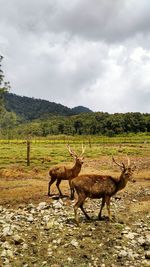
0,92,150,139
4,93,92,120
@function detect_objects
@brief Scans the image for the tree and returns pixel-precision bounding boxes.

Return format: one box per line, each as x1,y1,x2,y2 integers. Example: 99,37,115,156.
0,55,16,138
58,123,64,134
0,55,10,113
74,120,83,134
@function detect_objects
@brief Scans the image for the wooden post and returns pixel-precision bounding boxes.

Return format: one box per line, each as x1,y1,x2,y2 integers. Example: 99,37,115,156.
27,140,30,166
89,138,92,148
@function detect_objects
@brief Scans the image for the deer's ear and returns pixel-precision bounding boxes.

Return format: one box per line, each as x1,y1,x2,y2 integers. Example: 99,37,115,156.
119,166,125,171
131,165,136,172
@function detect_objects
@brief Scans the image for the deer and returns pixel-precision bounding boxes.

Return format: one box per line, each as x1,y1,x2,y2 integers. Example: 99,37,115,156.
48,144,85,199
71,156,136,226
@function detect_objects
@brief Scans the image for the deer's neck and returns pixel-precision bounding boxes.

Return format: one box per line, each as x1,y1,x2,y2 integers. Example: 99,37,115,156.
116,173,128,192
72,162,82,176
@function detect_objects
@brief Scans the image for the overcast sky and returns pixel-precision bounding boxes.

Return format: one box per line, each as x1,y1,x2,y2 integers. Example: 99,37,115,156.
0,0,150,113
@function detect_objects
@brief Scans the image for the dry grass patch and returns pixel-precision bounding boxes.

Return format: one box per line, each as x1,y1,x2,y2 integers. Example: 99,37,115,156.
129,200,150,213
0,178,49,206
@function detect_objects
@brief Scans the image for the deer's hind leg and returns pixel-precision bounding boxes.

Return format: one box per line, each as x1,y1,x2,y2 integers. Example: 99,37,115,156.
56,179,63,197
98,197,105,220
74,193,87,226
105,195,111,221
48,176,57,196
80,204,90,220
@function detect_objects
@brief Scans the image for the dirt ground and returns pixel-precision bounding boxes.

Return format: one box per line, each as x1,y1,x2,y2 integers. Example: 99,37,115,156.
0,156,150,267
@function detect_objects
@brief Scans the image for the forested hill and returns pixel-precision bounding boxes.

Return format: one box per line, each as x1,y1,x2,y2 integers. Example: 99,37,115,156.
4,93,92,120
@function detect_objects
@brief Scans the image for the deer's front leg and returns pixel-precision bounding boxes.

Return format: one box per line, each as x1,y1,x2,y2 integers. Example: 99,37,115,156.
69,180,75,200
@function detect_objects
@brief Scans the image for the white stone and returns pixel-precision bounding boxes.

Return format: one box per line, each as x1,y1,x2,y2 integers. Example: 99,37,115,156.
27,215,34,222
124,232,136,240
53,201,63,209
70,239,79,248
67,257,73,262
137,236,145,245
2,226,13,236
118,250,128,257
37,202,47,210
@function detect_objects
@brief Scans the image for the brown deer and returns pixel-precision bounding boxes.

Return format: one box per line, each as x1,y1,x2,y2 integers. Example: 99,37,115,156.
48,144,85,199
71,157,136,225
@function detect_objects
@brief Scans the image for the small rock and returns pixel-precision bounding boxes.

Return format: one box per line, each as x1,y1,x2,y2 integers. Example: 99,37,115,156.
26,203,35,210
124,232,136,240
145,251,150,259
70,239,79,248
1,241,12,249
67,257,73,262
1,248,13,258
37,202,47,210
118,250,128,258
53,200,63,209
44,220,55,230
22,243,28,250
42,261,47,266
13,234,24,245
27,215,34,222
127,251,135,260
0,235,6,242
0,206,3,212
1,249,7,257
138,236,145,245
142,259,150,267
2,225,13,236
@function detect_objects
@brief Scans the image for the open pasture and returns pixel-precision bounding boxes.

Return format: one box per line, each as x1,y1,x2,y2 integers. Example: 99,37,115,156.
0,135,150,206
0,136,150,266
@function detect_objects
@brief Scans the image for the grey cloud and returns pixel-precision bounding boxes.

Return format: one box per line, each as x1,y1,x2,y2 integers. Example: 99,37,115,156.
9,40,107,105
0,0,150,113
1,0,150,43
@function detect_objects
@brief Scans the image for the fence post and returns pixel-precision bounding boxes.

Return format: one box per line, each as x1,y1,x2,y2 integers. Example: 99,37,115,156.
89,138,92,148
27,140,30,166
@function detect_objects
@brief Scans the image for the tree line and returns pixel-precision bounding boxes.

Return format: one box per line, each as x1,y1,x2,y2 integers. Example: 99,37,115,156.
1,111,150,139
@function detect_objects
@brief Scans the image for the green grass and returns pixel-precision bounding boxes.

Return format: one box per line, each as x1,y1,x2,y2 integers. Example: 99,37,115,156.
0,134,150,170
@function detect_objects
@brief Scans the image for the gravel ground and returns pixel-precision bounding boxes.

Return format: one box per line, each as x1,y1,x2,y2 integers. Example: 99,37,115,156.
0,182,150,267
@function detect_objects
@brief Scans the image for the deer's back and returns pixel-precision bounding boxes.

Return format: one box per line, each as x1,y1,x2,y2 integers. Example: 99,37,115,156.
49,166,73,180
72,174,117,198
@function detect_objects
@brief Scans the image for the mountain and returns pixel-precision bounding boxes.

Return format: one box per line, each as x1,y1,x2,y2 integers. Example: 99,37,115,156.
71,106,92,114
4,93,92,121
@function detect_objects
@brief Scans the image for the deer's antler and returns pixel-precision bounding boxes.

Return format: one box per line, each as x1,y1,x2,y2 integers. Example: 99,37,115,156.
66,144,78,159
126,155,131,168
112,156,125,169
80,143,86,156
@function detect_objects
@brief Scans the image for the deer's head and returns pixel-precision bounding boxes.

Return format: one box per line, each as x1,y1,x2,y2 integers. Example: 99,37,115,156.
67,144,85,165
112,156,136,182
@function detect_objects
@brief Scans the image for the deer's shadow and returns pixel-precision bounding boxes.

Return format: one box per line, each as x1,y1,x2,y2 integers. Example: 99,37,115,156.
48,193,69,200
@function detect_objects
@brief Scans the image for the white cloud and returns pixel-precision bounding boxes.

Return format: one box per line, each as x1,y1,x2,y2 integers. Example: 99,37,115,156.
0,0,150,113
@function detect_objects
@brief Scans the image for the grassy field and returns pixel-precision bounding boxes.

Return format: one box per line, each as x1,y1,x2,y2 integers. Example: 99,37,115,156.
0,134,150,168
0,135,150,206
